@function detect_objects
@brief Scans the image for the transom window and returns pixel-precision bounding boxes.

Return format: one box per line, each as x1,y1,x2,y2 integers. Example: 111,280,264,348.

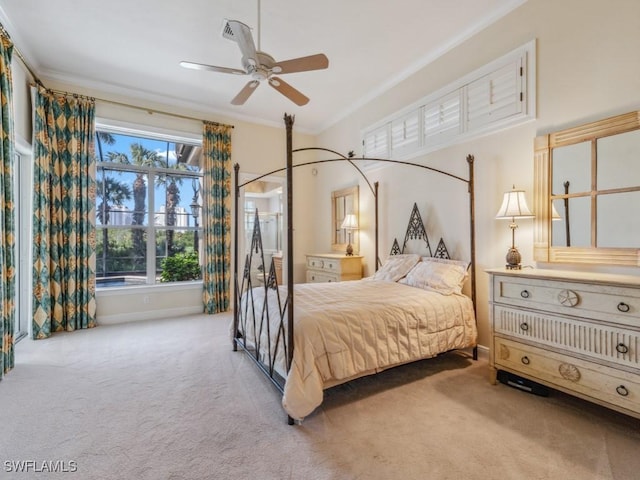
95,129,203,287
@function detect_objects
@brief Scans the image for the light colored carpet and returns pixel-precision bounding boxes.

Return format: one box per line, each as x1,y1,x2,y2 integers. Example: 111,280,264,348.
1,313,639,480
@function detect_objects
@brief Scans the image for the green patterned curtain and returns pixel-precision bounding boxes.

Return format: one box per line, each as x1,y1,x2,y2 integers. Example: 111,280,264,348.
202,121,232,313
32,87,97,339
0,33,15,378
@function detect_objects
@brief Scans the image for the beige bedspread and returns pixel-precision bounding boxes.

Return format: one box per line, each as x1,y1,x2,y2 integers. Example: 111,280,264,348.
240,279,477,420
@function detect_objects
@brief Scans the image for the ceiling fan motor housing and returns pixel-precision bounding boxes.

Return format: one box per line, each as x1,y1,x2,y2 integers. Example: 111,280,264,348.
243,51,278,80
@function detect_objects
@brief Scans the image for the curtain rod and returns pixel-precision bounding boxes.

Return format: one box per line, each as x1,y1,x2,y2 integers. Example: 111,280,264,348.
29,84,234,129
0,23,42,88
1,22,234,129
59,86,234,128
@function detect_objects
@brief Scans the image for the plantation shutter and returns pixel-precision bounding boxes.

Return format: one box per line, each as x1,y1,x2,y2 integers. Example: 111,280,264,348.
390,110,420,157
466,58,523,131
363,124,389,159
424,90,461,147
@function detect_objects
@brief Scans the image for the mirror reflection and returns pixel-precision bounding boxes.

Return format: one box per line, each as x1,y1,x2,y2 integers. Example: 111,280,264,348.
597,191,640,248
535,110,640,266
551,197,590,247
331,186,359,252
552,141,591,195
597,129,640,190
549,116,640,249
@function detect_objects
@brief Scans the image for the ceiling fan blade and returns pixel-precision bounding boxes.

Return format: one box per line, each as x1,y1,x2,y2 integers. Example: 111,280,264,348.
180,61,246,75
231,80,260,105
268,77,309,106
272,53,329,74
227,20,259,67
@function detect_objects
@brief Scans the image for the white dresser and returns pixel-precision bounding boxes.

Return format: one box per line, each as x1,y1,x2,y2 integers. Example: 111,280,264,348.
305,253,363,283
487,268,640,419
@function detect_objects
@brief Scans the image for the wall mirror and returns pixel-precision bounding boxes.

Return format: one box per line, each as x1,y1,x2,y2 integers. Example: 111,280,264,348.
331,185,359,253
534,110,640,266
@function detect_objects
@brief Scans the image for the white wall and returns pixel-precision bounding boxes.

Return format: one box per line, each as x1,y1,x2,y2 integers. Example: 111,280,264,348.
316,0,640,348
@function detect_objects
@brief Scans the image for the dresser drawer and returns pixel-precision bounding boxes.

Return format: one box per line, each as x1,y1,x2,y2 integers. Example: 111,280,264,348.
493,275,640,327
307,256,345,273
495,337,640,414
306,254,362,283
306,271,338,283
494,305,640,370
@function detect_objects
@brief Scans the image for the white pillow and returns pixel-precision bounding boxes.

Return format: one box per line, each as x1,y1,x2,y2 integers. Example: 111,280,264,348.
371,254,420,282
399,258,468,295
421,256,469,270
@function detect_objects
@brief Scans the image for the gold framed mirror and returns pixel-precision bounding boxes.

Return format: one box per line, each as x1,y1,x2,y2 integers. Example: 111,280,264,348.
533,110,640,266
331,185,359,253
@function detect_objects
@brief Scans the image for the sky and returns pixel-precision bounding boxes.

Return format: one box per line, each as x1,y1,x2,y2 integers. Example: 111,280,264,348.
96,131,201,225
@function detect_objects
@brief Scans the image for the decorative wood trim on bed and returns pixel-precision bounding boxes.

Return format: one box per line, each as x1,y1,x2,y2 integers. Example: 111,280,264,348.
233,113,478,424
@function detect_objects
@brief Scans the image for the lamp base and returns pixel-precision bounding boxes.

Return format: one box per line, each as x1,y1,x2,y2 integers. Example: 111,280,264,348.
505,247,522,270
345,243,354,256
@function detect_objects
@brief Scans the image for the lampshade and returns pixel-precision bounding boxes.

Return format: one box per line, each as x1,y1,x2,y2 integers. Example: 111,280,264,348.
551,203,562,221
341,214,359,230
495,188,534,219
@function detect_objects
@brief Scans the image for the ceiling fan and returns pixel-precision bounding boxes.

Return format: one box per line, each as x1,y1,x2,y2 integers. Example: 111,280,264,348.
180,6,329,107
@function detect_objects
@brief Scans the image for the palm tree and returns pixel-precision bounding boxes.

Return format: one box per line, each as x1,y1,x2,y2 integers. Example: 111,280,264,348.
97,176,132,225
107,144,161,273
153,151,187,256
96,175,132,275
105,141,191,277
164,177,181,255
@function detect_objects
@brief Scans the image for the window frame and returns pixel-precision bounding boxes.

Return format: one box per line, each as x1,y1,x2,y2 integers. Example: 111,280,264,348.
95,121,203,288
361,39,536,165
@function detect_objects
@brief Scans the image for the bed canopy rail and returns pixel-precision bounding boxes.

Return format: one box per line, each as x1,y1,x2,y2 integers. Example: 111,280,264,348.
234,155,475,273
233,113,477,423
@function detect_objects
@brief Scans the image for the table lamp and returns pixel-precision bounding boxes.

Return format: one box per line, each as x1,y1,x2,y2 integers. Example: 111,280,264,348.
495,186,534,270
340,214,358,256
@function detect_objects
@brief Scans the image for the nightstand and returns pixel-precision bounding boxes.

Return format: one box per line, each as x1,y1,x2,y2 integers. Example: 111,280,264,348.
305,253,363,283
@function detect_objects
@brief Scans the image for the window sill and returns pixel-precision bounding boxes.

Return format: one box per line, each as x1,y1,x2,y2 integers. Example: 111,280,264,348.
96,280,202,297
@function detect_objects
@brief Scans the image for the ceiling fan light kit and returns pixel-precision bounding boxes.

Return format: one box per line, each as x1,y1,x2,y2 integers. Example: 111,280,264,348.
180,13,328,106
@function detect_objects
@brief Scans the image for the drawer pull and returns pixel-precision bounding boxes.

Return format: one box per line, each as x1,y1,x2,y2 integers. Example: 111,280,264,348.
520,290,530,299
559,363,581,382
617,302,630,313
558,289,579,307
616,385,629,397
519,322,529,332
521,356,530,365
616,343,629,354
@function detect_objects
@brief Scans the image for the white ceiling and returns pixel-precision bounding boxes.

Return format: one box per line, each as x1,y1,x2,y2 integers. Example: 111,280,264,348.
0,0,525,133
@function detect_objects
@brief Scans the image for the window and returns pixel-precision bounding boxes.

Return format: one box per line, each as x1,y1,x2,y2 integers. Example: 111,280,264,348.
465,58,524,132
391,110,420,157
362,124,389,159
423,89,461,147
362,40,535,162
95,129,203,287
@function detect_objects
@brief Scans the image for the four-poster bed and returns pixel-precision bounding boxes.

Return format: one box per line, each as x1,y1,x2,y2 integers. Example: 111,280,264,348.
233,114,478,423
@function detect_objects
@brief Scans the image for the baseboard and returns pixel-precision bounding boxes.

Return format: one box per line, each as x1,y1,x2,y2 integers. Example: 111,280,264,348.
97,306,204,325
476,344,489,359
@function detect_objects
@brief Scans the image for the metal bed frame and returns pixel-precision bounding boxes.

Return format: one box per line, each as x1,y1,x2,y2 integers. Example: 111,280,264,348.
232,113,477,424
